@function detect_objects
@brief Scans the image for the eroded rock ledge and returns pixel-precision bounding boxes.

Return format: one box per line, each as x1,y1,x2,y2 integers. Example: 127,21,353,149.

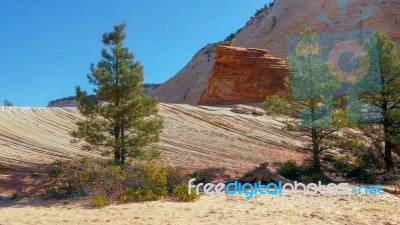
198,46,288,106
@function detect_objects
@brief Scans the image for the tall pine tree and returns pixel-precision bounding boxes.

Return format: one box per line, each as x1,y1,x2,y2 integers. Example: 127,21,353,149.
264,28,346,172
357,32,400,172
71,24,163,166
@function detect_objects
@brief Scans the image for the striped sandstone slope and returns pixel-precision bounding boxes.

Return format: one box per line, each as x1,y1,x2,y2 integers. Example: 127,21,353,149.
0,105,304,171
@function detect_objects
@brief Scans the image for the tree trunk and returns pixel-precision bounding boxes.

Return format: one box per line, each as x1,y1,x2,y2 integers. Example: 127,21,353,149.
384,140,394,172
114,126,121,165
383,102,394,172
120,126,126,166
311,127,321,172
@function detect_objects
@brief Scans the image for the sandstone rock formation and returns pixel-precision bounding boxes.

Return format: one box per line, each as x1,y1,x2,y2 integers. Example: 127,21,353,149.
148,0,400,105
230,105,265,116
0,105,305,172
198,46,288,105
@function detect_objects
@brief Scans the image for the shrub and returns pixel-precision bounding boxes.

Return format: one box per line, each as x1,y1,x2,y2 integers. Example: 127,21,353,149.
165,167,186,193
46,158,202,203
172,182,200,202
42,186,72,200
10,192,22,201
298,171,328,183
333,158,352,173
322,153,335,162
49,161,63,178
92,194,110,208
278,160,303,180
348,167,376,184
264,95,288,116
189,169,214,184
333,156,376,183
122,163,168,202
386,172,400,189
278,160,329,183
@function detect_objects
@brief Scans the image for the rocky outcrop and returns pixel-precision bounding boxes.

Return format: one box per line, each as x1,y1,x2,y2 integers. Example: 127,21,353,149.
198,46,288,105
149,0,400,105
230,105,265,116
48,99,78,107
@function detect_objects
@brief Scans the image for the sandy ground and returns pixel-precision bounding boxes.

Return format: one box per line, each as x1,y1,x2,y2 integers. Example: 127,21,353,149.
0,192,399,225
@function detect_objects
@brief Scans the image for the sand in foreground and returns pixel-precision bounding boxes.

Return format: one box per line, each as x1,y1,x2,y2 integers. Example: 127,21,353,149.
0,193,399,225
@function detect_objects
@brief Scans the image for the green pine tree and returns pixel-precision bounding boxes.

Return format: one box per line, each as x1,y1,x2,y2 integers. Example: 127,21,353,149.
357,32,400,172
264,28,347,172
71,24,163,166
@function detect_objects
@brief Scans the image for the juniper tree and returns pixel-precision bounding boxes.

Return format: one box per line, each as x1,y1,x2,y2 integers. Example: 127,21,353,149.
71,24,163,166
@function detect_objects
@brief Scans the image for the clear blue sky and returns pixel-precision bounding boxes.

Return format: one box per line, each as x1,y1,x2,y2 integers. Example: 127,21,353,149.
0,0,270,107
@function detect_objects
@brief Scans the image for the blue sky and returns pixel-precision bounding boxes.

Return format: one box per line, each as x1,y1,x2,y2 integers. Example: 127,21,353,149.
0,0,270,107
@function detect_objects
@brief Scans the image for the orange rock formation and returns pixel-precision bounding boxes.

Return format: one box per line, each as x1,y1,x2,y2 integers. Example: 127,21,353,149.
198,46,288,105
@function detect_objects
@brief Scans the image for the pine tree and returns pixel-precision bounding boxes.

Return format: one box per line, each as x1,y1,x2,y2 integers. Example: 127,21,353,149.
264,28,346,172
357,32,400,172
71,24,163,166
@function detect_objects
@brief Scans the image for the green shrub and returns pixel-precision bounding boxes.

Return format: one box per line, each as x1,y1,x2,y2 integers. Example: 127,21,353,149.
41,187,71,200
10,193,22,201
49,161,63,178
165,167,185,193
348,167,376,184
278,160,303,180
298,171,328,183
190,169,214,184
264,95,288,116
278,160,329,183
285,124,297,132
172,183,200,202
333,156,376,183
333,158,352,173
386,172,400,187
322,153,335,162
92,194,110,208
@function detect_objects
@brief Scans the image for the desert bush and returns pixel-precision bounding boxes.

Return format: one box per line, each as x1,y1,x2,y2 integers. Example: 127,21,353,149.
189,169,214,184
278,160,329,183
333,158,352,173
45,158,198,204
278,160,303,180
172,182,200,202
49,160,63,178
322,153,335,162
121,163,168,202
347,166,377,184
91,194,110,208
165,167,186,193
339,139,366,150
332,155,377,183
386,172,400,190
10,192,22,201
298,170,328,183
